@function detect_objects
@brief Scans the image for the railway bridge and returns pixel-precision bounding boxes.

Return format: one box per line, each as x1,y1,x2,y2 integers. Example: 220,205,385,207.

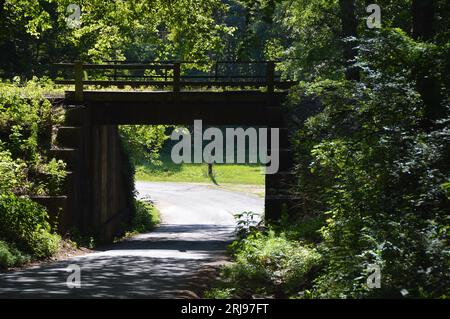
45,61,296,240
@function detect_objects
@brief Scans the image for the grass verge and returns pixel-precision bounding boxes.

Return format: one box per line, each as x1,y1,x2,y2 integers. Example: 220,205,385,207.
135,154,264,185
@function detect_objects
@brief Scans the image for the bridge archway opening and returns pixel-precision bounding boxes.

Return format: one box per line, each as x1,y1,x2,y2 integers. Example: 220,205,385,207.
124,123,267,227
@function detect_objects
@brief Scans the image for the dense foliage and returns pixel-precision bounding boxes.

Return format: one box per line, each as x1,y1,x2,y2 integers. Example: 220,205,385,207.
278,0,450,297
209,0,449,299
222,230,321,298
0,0,234,77
0,193,60,257
0,79,66,196
128,199,161,235
0,240,30,270
287,29,450,298
119,125,168,165
0,79,63,267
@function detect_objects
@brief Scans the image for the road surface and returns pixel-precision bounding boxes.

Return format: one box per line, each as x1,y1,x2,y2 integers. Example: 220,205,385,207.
0,182,263,298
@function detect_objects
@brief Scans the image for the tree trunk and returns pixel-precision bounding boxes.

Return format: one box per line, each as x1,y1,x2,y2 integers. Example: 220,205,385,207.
411,0,444,128
412,0,435,40
339,0,360,81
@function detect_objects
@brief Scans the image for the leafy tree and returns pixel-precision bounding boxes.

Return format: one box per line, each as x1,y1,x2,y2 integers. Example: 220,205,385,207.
284,0,450,297
119,125,168,164
0,0,234,77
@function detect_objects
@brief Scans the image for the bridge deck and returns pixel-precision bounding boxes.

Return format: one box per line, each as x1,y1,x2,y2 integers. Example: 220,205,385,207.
66,90,287,126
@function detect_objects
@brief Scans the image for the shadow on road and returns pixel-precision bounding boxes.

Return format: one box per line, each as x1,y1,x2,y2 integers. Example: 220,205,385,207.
0,224,234,298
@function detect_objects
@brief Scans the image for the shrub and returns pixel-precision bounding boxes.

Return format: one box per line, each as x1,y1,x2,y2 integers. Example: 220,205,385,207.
0,193,60,257
222,230,322,297
0,240,30,270
129,199,161,233
0,79,65,262
234,211,260,240
204,288,236,299
0,79,66,197
0,147,28,194
66,227,96,249
32,158,67,195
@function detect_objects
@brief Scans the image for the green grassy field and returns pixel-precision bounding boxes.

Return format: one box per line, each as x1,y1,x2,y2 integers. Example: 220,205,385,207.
135,154,265,185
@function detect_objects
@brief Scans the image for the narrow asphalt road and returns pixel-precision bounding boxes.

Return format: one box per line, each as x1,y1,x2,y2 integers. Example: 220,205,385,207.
0,182,263,298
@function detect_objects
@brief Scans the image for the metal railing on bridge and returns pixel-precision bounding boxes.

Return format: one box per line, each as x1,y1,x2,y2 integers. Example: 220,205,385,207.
53,60,297,101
